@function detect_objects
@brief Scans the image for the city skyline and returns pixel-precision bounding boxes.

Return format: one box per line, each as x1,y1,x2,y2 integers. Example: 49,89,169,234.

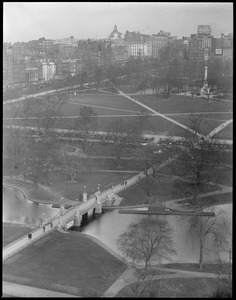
3,2,233,43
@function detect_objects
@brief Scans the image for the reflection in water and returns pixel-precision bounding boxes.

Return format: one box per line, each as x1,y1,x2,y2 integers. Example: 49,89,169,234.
3,185,232,264
81,204,232,264
3,186,59,227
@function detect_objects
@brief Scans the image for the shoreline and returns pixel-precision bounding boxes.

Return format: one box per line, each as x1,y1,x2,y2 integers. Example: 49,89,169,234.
3,176,232,209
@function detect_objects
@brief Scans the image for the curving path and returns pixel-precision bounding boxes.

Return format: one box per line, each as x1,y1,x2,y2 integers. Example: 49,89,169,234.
103,265,229,297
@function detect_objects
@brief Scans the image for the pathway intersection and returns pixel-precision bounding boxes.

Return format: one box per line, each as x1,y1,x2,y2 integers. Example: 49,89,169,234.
3,84,232,297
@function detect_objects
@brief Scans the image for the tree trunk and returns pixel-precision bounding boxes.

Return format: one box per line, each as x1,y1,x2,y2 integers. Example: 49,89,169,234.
199,238,203,270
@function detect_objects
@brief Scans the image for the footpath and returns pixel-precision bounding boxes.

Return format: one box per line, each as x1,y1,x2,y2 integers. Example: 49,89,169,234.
3,281,78,298
103,265,229,297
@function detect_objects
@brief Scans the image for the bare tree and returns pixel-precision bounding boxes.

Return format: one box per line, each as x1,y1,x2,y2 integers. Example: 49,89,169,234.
61,147,84,182
178,207,231,270
135,109,150,131
151,76,162,96
19,95,65,133
3,126,29,173
106,118,142,167
208,209,232,279
116,215,176,272
134,145,163,198
11,95,65,186
22,138,58,186
74,106,97,153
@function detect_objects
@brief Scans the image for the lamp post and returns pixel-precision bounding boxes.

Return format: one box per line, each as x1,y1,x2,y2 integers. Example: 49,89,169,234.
42,213,46,225
83,186,87,202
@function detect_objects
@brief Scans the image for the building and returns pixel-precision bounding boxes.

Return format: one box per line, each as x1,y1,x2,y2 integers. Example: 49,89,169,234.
12,42,31,60
58,44,76,59
53,36,79,47
54,59,64,78
201,36,212,50
150,35,169,58
41,61,56,81
188,46,204,62
12,61,26,88
25,67,39,86
3,44,13,89
127,42,152,58
60,59,85,76
197,25,211,38
109,25,122,40
124,30,150,43
211,33,233,58
189,36,203,49
223,49,233,61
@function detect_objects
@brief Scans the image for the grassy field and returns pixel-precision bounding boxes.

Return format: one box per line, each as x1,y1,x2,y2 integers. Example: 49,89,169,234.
3,223,32,247
4,91,232,141
213,123,233,140
3,231,126,297
132,94,232,114
118,175,220,206
117,277,232,298
48,169,136,200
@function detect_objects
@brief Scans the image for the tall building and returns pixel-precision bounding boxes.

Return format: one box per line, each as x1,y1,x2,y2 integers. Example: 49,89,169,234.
197,25,211,38
201,36,212,50
150,34,169,58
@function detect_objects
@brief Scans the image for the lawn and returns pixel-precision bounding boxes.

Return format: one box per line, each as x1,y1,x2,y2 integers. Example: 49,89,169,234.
3,231,127,297
162,262,232,274
132,94,231,114
118,175,220,206
179,192,232,208
3,223,32,247
168,115,227,136
4,91,232,141
48,169,137,200
117,277,232,298
213,123,233,140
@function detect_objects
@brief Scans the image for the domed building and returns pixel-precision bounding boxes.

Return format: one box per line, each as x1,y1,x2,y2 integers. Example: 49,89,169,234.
109,25,122,40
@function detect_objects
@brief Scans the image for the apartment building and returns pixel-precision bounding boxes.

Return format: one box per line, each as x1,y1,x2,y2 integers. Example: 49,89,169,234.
25,67,39,85
41,61,56,81
150,35,169,58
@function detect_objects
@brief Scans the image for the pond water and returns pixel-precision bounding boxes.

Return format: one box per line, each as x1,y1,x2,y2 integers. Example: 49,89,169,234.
3,185,232,264
3,186,59,227
81,204,232,264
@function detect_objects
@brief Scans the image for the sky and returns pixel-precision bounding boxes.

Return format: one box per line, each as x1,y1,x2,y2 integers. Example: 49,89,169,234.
3,2,233,43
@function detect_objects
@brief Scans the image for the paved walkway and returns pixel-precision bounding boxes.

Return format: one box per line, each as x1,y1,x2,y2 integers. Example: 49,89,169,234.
117,89,205,139
103,265,229,297
206,119,233,139
2,281,78,297
165,182,232,210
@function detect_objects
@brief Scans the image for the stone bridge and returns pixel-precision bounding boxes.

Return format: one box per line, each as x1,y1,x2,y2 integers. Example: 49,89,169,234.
3,172,144,261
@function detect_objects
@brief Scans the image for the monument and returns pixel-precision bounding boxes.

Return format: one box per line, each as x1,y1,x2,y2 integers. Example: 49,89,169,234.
200,65,210,97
